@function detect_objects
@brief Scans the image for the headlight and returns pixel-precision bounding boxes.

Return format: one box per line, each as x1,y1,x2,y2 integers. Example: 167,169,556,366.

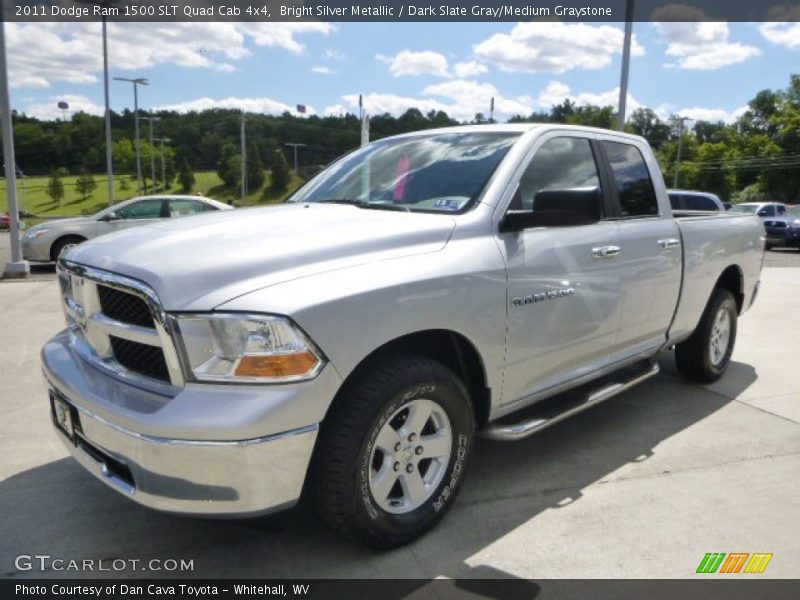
173,313,324,383
25,228,51,239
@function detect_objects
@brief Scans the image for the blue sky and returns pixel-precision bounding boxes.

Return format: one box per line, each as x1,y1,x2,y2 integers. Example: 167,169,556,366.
6,21,800,124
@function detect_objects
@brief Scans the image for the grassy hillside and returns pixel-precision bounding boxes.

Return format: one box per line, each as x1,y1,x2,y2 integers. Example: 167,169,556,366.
0,171,305,219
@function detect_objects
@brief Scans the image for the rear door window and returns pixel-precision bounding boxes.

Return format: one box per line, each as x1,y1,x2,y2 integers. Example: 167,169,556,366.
602,141,659,218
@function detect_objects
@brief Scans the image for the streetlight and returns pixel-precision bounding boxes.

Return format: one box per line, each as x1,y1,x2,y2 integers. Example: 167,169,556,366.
284,142,306,173
617,0,635,131
137,115,160,192
114,77,148,194
154,138,170,191
673,116,691,188
75,0,122,206
0,17,30,278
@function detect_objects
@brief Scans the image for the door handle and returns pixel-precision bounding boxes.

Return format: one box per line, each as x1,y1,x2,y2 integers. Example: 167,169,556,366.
658,238,681,250
592,245,621,259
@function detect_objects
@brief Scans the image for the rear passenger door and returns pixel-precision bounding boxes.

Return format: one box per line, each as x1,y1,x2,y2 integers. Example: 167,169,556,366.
599,138,682,357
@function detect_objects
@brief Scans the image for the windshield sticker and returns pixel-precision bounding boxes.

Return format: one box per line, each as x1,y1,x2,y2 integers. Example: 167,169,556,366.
434,198,466,211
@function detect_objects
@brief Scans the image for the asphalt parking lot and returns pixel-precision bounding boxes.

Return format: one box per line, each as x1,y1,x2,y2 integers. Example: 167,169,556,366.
1,254,798,579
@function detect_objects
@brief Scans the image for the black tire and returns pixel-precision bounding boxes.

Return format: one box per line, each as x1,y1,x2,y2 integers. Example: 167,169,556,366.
675,287,738,383
309,352,474,548
50,235,85,262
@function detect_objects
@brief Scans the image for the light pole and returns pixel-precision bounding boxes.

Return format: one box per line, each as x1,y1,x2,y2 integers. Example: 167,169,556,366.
0,17,29,278
114,77,148,194
617,0,635,131
138,115,160,192
154,138,170,191
673,116,691,188
284,142,306,173
240,114,247,203
76,1,121,206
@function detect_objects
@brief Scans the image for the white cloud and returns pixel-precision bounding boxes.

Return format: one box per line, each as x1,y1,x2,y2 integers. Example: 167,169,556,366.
377,50,451,78
24,94,103,120
532,80,642,114
758,23,800,50
323,48,347,61
155,96,315,116
341,80,533,122
324,104,349,117
453,61,488,78
473,23,644,74
653,22,761,70
311,66,335,75
6,22,331,90
676,106,748,124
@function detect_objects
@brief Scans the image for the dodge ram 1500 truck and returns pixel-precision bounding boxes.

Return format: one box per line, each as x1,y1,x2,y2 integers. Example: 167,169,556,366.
43,124,764,548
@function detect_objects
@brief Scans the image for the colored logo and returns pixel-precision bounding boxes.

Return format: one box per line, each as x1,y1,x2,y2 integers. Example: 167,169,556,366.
696,553,773,574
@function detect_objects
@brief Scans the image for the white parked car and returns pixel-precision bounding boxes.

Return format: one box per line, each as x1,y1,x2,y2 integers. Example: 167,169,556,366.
729,202,787,219
22,195,232,262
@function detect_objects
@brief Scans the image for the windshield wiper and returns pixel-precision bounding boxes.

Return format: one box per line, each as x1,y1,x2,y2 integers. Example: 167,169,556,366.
315,199,410,212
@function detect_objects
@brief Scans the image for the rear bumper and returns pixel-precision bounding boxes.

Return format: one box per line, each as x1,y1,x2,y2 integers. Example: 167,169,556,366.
42,330,336,517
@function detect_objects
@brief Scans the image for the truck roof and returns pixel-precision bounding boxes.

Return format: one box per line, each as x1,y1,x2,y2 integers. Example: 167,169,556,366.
385,123,647,145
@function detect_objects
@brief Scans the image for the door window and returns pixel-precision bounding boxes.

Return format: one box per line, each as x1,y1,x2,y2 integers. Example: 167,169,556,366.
684,195,718,211
169,199,215,217
603,141,659,218
116,199,165,220
515,137,602,212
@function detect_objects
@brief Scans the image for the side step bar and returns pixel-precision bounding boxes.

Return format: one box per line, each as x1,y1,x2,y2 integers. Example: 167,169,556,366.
479,361,660,442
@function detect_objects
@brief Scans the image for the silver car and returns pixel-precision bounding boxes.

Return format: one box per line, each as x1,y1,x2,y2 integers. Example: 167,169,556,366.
22,195,231,262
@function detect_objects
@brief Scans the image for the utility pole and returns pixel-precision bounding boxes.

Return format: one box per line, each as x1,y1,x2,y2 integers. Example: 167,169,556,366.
0,17,29,278
673,116,690,188
154,138,170,191
284,142,306,173
617,0,635,131
240,114,247,203
138,116,160,192
114,77,149,194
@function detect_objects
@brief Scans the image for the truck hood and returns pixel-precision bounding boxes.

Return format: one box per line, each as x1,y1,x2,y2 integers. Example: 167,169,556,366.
66,203,456,310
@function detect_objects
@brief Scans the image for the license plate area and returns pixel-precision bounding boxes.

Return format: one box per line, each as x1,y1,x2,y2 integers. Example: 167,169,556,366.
50,391,79,442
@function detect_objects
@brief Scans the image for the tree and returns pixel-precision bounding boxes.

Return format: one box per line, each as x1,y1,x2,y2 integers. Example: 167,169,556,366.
270,148,291,191
628,108,671,149
246,141,265,190
75,170,97,200
217,142,239,188
178,158,195,193
46,169,67,207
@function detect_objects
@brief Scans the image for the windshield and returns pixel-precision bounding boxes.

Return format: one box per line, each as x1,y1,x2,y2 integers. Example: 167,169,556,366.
729,204,758,214
289,132,520,213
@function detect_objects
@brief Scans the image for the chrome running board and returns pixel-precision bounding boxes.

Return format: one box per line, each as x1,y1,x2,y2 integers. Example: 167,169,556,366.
480,361,660,442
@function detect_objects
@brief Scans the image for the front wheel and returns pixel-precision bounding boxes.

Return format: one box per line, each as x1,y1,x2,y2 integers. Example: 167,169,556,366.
675,287,738,383
310,353,474,548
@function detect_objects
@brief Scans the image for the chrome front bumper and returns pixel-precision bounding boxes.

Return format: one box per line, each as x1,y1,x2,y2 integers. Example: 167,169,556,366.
42,331,336,517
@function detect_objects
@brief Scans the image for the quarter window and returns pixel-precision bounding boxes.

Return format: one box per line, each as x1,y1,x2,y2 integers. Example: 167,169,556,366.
169,199,214,217
603,141,659,217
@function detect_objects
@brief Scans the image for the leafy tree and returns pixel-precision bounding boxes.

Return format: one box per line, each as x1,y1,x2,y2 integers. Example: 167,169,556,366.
217,142,239,187
178,158,195,193
270,148,291,191
628,108,671,149
46,168,67,207
75,170,97,200
246,141,265,190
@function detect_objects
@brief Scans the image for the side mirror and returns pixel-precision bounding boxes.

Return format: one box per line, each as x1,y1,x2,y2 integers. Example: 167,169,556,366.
100,211,118,222
500,187,602,232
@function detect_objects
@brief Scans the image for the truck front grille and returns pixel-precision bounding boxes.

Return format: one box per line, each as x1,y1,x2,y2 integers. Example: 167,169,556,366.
110,336,171,382
98,284,155,329
58,261,184,393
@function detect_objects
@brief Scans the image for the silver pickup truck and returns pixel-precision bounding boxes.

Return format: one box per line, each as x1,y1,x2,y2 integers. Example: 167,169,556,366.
43,124,764,548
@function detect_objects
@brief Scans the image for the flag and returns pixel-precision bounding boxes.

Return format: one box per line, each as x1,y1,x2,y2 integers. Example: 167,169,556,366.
296,104,307,114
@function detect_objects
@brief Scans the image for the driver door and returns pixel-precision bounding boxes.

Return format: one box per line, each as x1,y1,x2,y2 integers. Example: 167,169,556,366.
497,133,623,406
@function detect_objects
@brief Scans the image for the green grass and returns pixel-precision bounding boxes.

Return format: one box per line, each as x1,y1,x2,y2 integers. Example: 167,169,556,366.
0,171,305,221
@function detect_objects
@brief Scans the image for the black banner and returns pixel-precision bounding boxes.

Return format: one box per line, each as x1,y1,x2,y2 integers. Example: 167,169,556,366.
4,579,800,600
4,0,800,23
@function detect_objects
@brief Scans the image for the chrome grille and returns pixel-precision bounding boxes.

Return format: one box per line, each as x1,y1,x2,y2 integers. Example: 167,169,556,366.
98,284,155,329
57,261,184,394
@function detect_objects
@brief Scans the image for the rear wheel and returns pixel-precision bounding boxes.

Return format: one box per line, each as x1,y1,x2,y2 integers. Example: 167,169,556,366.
675,288,738,383
50,235,85,261
310,352,474,548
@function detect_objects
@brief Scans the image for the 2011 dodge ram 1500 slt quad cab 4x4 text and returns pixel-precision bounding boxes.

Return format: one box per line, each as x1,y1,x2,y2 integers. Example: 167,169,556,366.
42,124,764,548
